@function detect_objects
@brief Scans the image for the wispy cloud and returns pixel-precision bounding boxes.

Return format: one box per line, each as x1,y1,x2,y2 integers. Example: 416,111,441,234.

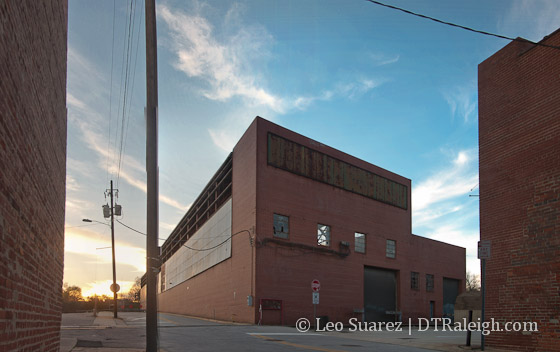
206,76,385,153
369,53,400,66
64,230,146,273
66,175,81,192
160,222,177,231
73,126,188,213
67,93,87,110
293,78,385,110
158,4,285,112
115,166,191,212
413,149,478,212
207,108,258,153
208,129,242,153
65,196,95,211
205,76,385,153
336,78,385,100
442,82,477,123
67,48,107,104
412,148,480,274
67,157,97,180
498,0,560,42
159,3,386,123
424,224,480,274
159,2,388,153
67,47,190,212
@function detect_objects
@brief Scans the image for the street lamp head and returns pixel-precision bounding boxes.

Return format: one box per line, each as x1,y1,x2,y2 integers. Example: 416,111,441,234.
82,219,93,223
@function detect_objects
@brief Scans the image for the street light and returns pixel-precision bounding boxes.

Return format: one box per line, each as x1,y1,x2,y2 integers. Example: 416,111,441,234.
82,218,110,226
83,213,119,319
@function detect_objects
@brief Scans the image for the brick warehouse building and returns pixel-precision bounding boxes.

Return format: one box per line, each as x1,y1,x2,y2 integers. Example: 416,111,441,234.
478,29,560,351
156,117,465,325
0,1,67,351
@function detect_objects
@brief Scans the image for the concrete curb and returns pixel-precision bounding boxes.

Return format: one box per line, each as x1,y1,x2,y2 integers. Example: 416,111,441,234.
59,337,77,352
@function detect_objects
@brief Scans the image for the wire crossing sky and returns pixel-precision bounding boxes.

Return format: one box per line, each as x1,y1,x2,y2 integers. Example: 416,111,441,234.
65,0,560,297
365,0,560,50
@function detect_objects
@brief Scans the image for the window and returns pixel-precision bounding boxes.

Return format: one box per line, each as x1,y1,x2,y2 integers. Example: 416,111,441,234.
386,239,396,258
411,272,419,290
426,274,434,292
273,214,289,239
355,232,366,253
317,224,330,246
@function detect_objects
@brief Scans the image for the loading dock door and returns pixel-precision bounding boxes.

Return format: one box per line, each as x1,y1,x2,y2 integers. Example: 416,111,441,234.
443,278,460,322
364,266,397,322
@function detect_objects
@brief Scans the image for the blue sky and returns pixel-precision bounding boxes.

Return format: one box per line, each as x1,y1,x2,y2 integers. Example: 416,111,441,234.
64,0,559,296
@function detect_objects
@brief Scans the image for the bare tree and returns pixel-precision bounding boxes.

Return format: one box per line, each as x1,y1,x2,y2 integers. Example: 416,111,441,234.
62,285,83,302
127,277,142,302
466,271,481,291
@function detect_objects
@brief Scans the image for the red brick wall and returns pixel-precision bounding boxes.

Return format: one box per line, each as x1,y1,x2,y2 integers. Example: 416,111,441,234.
158,117,465,325
254,118,465,325
158,120,257,323
479,30,560,351
0,1,68,351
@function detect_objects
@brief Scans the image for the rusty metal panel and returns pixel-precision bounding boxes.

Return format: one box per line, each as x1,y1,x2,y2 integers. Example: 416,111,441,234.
267,133,408,209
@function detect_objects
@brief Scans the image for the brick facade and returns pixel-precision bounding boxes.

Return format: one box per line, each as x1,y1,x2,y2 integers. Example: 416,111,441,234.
478,30,560,351
0,1,68,351
158,117,465,325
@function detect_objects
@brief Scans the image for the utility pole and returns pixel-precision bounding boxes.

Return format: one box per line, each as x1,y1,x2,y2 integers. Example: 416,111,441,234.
478,240,491,352
109,180,118,318
145,0,159,350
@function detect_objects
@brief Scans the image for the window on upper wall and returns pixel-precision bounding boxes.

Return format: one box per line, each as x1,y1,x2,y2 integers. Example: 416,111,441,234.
426,274,434,292
355,232,366,253
317,224,330,246
273,214,289,239
386,239,396,258
411,271,419,290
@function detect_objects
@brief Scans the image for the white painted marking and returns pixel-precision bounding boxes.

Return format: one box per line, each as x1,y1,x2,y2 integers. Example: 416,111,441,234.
247,333,324,336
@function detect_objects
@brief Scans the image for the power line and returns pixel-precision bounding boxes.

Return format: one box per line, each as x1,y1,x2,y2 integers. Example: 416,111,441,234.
120,0,144,187
116,219,146,235
106,0,117,185
115,219,250,252
112,0,130,182
364,0,560,51
116,0,136,188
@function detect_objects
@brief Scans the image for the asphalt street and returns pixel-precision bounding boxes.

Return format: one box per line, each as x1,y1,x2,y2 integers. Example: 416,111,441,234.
61,312,490,352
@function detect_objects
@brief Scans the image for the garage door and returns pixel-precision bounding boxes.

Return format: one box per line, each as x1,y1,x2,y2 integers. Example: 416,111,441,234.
443,278,460,322
364,266,397,322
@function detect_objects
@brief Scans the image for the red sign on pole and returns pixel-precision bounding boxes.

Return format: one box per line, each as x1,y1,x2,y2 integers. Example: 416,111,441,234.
311,279,321,292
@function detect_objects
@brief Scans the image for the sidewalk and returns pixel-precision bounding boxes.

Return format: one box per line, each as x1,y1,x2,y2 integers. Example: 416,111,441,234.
60,311,145,352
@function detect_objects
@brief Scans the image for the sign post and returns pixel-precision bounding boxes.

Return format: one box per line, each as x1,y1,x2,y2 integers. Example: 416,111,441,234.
311,279,320,328
478,240,491,351
312,292,319,304
311,279,321,292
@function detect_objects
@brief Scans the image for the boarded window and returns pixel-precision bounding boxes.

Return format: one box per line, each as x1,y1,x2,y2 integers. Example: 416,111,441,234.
411,271,419,290
273,214,289,239
355,232,366,253
317,224,330,246
426,274,434,292
267,133,408,209
386,239,396,258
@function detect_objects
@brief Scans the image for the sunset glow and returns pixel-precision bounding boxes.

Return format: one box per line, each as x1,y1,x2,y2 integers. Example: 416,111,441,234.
81,279,135,299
